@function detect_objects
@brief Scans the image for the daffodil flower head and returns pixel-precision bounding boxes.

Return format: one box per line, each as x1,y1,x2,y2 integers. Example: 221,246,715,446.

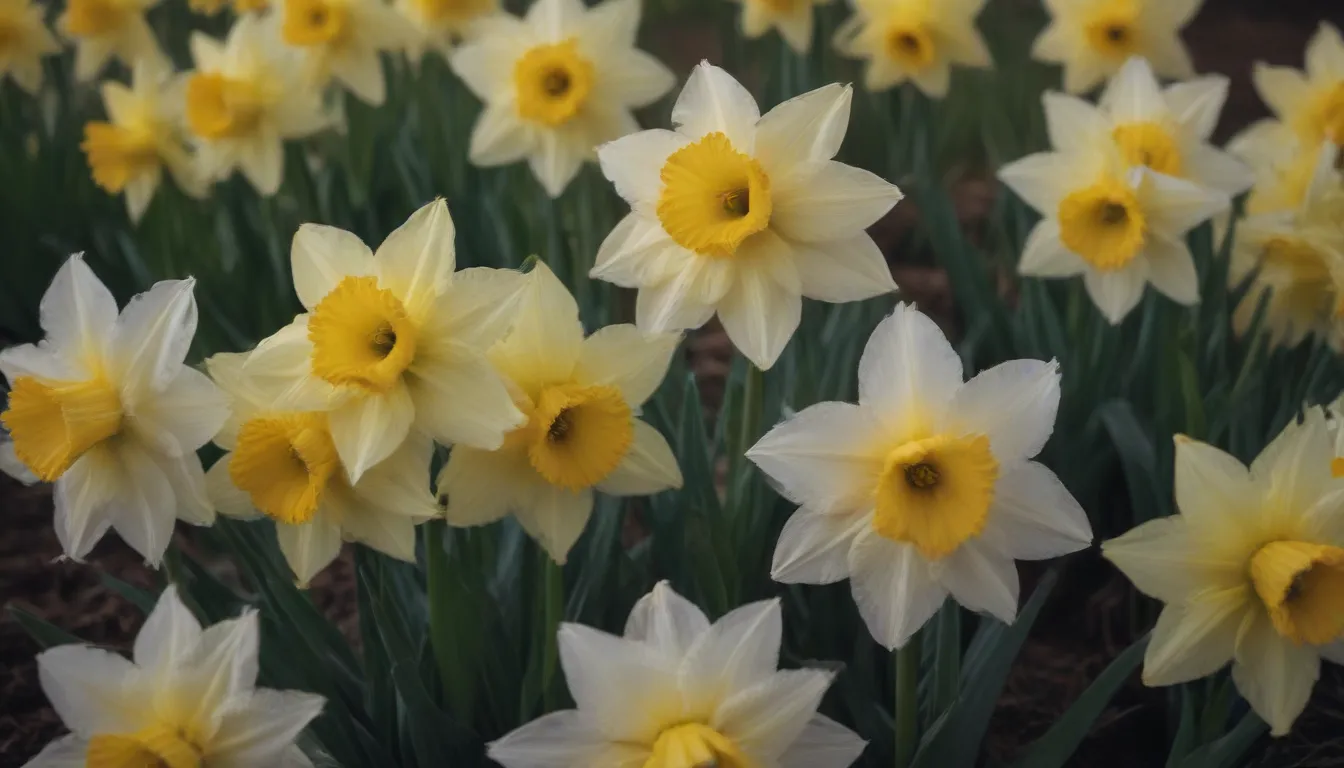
1032,0,1200,95
436,260,683,564
57,0,167,82
0,0,60,95
184,15,332,196
1104,410,1344,736
0,256,229,566
395,0,501,62
595,64,903,369
488,581,867,767
250,199,528,486
277,0,411,105
1235,22,1344,163
832,0,991,97
203,351,440,586
24,585,324,766
450,0,676,197
746,304,1092,650
730,0,830,54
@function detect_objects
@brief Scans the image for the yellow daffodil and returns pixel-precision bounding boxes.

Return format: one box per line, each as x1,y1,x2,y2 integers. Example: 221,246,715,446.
595,65,903,369
183,15,331,196
24,585,324,766
204,352,439,586
450,0,675,197
0,255,228,566
489,581,867,767
437,261,682,563
1231,142,1344,351
81,63,207,223
747,304,1091,649
730,0,830,54
249,199,528,484
1032,0,1200,95
0,0,59,95
275,0,410,106
1232,23,1344,164
1104,411,1344,736
189,0,270,14
57,0,167,82
833,0,991,97
396,0,500,62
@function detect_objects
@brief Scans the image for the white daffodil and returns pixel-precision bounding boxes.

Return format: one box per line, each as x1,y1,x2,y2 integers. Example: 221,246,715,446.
450,0,676,197
396,0,500,63
0,256,228,566
437,261,682,563
57,0,167,82
183,15,331,196
24,585,324,767
1032,0,1200,95
248,199,528,484
204,351,440,586
82,62,208,223
0,0,60,95
490,581,867,767
747,304,1092,650
998,92,1228,324
276,0,410,106
1105,411,1344,736
595,64,903,369
833,0,991,97
731,0,829,54
1232,23,1344,164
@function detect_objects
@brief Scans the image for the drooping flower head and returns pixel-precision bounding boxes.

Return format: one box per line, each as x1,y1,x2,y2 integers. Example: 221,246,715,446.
437,261,682,563
833,0,991,97
1104,410,1344,736
57,0,167,82
0,256,228,565
1032,0,1201,95
82,63,207,223
489,581,867,767
730,0,830,54
23,585,324,767
276,0,410,105
595,64,903,369
204,351,440,586
450,0,675,197
1232,23,1344,163
747,304,1092,650
0,0,60,95
395,0,500,62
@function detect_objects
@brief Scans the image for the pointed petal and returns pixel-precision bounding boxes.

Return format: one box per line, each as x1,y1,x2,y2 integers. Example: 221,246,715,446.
111,278,199,394
747,401,885,512
210,689,325,767
431,267,530,348
105,441,178,566
576,324,681,407
470,101,536,166
623,580,710,655
682,599,783,709
716,254,802,370
936,539,1020,624
1083,264,1147,325
600,50,676,109
949,359,1060,462
528,130,585,198
408,343,523,450
771,508,869,584
847,527,947,649
771,161,902,243
37,645,145,736
984,461,1092,561
1141,172,1229,234
487,710,613,768
437,445,536,527
40,254,118,360
596,420,682,495
1043,91,1108,153
1232,611,1320,736
206,456,260,520
1163,75,1230,141
489,261,584,386
1143,588,1246,686
779,714,867,768
22,734,89,767
712,669,833,763
374,199,457,319
1250,408,1335,519
1102,57,1167,125
275,517,344,587
557,623,682,743
134,585,203,673
755,83,852,169
857,303,964,428
599,129,689,207
1102,516,1203,603
132,366,230,456
672,61,760,151
290,223,375,311
1019,219,1087,277
330,489,418,563
1251,63,1310,123
327,385,415,484
51,449,117,561
791,233,896,303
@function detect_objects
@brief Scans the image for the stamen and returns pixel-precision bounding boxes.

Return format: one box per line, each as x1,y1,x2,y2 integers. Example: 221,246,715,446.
904,462,939,489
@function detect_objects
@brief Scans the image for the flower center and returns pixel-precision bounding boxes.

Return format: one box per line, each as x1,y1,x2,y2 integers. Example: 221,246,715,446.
1057,179,1147,271
81,122,160,194
518,382,632,490
2,375,123,483
308,275,419,394
87,723,203,768
1084,4,1138,60
885,23,935,70
229,412,340,524
282,0,348,46
1112,122,1183,177
1250,540,1344,645
1298,82,1344,145
185,73,266,141
656,132,773,258
873,433,999,560
644,723,751,768
63,0,130,37
513,39,594,128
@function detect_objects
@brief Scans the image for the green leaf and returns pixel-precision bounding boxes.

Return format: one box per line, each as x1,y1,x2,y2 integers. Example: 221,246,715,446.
8,605,84,649
1097,400,1167,523
98,571,158,614
1178,710,1267,768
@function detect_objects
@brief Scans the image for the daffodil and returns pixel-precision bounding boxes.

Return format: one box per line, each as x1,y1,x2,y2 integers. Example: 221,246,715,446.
1032,0,1200,95
81,63,207,223
189,0,270,14
0,256,228,565
1233,22,1344,163
183,15,331,196
746,304,1092,650
203,352,439,586
437,261,682,563
998,91,1228,324
1104,411,1344,736
833,0,991,97
396,0,500,62
595,64,903,369
249,199,527,484
0,0,59,95
275,0,410,106
23,585,324,767
450,0,676,197
731,0,829,54
57,0,167,82
1230,142,1344,350
489,581,867,767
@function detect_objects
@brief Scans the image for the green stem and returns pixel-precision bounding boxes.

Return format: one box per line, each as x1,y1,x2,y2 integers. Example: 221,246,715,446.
540,553,564,710
931,601,960,720
738,362,764,457
426,521,472,719
895,633,922,768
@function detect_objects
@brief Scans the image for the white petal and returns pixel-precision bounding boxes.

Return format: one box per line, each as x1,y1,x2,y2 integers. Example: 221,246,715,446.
40,254,118,361
0,436,38,485
514,485,594,564
1232,611,1320,737
997,152,1071,213
437,445,535,527
1163,75,1229,141
576,324,681,407
1083,264,1147,325
857,303,963,429
51,450,117,561
755,83,852,170
791,233,896,303
1141,171,1229,234
487,710,613,768
327,385,415,484
717,254,802,370
556,623,682,743
330,488,418,563
936,539,1019,624
597,129,688,207
209,689,326,767
591,214,683,288
132,366,230,456
771,508,870,584
1306,22,1344,80
774,8,813,55
1102,57,1167,124
176,610,261,729
470,101,536,167
450,25,527,98
1142,589,1245,686
351,434,439,518
598,49,676,109
1042,91,1109,153
780,714,867,768
528,129,585,198
682,598,783,710
1019,219,1087,278
1184,145,1254,198
407,342,523,450
983,461,1092,561
623,580,710,656
275,516,344,587
22,734,89,767
1249,408,1334,518
431,266,530,348
596,420,683,496
374,199,457,319
330,49,386,106
847,527,946,650
1251,63,1309,122
134,585,203,674
37,644,145,736
712,669,833,763
771,161,902,243
159,453,214,525
105,440,178,566
489,261,584,386
747,401,885,512
206,456,260,520
1173,435,1259,531
0,343,76,384
1144,233,1200,306
948,358,1059,462
526,0,585,37
633,257,725,333
290,223,375,311
237,132,284,196
1102,516,1203,603
671,61,760,151
111,278,199,394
